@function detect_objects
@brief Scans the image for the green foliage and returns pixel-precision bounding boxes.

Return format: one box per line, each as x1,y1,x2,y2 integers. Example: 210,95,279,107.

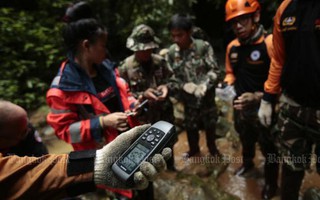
0,0,279,110
0,0,194,110
0,3,66,110
90,0,193,59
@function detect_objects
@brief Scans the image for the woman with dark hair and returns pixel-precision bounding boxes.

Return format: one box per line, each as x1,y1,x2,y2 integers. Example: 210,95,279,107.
63,1,93,22
46,2,141,199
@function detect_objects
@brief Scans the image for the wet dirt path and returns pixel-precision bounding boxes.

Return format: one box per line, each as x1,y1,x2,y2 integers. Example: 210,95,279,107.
173,130,320,200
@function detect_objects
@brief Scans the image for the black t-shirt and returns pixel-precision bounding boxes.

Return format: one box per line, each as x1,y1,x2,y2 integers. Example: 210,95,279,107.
229,39,271,96
91,72,121,113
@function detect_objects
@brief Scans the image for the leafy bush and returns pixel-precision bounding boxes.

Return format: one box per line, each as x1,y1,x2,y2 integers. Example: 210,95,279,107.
0,0,278,110
0,3,66,110
0,0,190,110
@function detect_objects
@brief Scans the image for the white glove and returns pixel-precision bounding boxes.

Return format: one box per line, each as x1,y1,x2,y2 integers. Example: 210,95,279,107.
258,99,273,127
194,84,207,98
207,72,217,82
183,82,198,94
94,124,172,190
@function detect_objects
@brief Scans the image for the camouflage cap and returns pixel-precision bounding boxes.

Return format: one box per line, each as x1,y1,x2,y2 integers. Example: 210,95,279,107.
126,24,160,51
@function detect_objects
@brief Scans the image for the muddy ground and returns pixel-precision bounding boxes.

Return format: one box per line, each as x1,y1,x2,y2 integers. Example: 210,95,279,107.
31,105,320,200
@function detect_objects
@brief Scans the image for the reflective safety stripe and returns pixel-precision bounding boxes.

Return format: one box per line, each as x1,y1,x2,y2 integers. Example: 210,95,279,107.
69,122,82,143
51,76,61,87
50,108,72,114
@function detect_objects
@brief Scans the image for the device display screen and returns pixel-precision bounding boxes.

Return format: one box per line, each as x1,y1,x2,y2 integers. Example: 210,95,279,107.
120,143,150,173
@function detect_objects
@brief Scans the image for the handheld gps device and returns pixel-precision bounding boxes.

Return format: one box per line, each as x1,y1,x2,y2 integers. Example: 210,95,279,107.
112,121,175,182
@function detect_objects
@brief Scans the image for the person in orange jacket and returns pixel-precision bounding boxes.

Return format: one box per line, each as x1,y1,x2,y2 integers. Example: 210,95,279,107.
258,0,320,199
46,2,141,199
224,0,279,199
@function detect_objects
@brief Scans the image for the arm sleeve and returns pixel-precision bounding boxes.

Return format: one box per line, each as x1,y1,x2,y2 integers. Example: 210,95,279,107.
46,91,103,144
204,42,221,84
224,41,237,85
118,61,130,86
118,61,142,100
263,1,290,102
161,58,174,84
165,47,185,95
0,153,94,199
114,68,137,109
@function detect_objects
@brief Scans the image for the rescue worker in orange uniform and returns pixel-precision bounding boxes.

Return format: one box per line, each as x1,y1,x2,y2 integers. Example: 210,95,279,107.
224,0,279,199
258,0,320,199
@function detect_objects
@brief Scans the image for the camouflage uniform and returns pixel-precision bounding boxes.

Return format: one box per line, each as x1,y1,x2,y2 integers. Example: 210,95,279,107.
125,24,160,52
119,24,174,124
119,54,174,124
119,24,175,199
166,38,221,155
276,95,320,172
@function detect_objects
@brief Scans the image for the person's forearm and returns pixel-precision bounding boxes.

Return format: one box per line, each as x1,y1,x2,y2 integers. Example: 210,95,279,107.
0,152,95,200
263,2,286,103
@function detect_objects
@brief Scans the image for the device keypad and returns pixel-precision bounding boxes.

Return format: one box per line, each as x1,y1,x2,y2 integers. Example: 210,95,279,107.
141,127,164,147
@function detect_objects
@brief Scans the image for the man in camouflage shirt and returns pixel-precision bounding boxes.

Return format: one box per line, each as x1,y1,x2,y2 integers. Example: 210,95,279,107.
119,24,174,124
166,14,221,158
119,25,176,173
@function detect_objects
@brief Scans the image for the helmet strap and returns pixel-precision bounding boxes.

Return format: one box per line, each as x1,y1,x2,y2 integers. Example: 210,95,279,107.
239,24,264,45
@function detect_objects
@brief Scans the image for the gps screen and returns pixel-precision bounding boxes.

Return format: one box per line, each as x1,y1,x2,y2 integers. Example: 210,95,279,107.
120,143,150,172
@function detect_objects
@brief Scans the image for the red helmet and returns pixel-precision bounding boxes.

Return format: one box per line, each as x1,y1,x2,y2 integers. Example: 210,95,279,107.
225,0,260,22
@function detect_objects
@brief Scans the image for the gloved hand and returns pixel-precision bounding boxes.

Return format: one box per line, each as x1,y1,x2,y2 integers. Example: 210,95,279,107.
94,124,172,190
207,72,217,83
183,82,198,94
194,84,207,98
258,99,273,127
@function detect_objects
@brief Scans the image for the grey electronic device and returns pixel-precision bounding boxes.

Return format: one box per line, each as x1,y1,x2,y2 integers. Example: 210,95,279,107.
112,121,175,183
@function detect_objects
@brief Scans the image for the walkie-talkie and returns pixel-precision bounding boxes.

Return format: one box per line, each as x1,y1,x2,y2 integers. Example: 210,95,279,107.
112,121,175,182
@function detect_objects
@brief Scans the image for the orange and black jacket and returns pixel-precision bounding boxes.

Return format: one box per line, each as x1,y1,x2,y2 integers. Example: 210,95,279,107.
263,0,320,107
224,33,274,97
